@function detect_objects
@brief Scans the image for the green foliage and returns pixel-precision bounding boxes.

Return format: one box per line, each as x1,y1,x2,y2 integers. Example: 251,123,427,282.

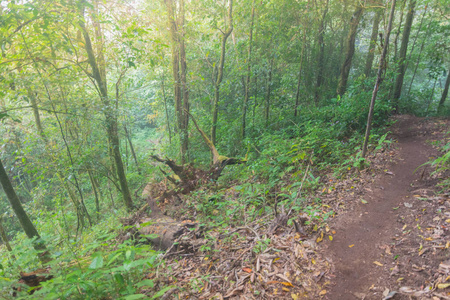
422,134,450,190
0,216,169,299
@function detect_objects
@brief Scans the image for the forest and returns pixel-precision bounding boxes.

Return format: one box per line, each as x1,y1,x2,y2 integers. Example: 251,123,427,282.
0,0,449,298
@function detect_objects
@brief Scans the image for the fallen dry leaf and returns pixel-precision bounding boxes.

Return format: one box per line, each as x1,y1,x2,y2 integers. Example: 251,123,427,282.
374,261,383,266
437,283,450,289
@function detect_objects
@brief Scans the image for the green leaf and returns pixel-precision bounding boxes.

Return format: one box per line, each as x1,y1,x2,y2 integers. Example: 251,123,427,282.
136,279,154,288
89,254,104,269
151,286,176,299
114,273,125,286
107,253,123,266
123,294,146,300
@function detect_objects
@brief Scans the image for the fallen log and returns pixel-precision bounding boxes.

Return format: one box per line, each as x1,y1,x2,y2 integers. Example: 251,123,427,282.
13,268,53,296
137,216,197,250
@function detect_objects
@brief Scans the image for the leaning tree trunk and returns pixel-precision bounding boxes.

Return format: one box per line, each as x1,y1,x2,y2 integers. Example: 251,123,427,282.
392,0,416,111
79,4,133,211
211,0,233,146
437,67,450,114
364,8,382,78
362,0,397,158
337,3,364,96
0,159,50,263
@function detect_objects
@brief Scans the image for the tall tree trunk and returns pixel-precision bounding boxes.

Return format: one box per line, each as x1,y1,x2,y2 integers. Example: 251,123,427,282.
392,0,416,111
88,170,100,219
426,77,437,115
253,72,258,127
0,159,50,263
166,0,189,163
294,0,310,117
337,3,364,96
241,0,255,139
160,68,172,144
406,18,432,97
27,89,44,137
265,59,273,128
211,0,233,146
362,0,397,158
79,4,133,211
438,67,450,114
294,30,307,117
392,0,407,63
123,125,141,175
364,9,382,78
165,0,181,148
405,4,427,69
179,0,189,162
314,0,329,105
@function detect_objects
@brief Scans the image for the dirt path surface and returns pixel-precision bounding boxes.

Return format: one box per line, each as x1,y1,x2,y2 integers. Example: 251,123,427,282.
326,115,449,300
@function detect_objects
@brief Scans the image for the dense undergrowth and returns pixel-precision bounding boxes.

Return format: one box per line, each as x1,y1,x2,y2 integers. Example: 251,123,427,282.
2,91,449,299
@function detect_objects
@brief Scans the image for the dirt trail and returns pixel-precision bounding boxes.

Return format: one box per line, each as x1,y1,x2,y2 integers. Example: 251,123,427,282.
326,115,447,300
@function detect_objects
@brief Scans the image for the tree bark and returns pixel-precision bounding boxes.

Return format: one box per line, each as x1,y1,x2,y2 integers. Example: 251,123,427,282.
337,3,364,96
0,159,50,263
179,0,189,162
241,0,255,139
362,0,397,158
211,0,233,146
265,59,273,128
392,0,416,111
314,0,329,105
364,9,382,78
88,170,101,218
294,0,310,117
160,68,172,144
124,125,141,175
79,3,133,211
166,0,189,163
438,67,450,114
393,0,406,57
406,18,432,97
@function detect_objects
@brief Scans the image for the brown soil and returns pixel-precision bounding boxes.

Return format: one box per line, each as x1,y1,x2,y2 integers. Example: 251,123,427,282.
325,115,450,300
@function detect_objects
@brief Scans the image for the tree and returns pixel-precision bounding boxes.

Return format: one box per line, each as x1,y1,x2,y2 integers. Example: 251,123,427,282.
364,8,382,78
392,0,417,110
294,0,310,117
0,159,50,263
314,0,329,105
165,0,190,164
363,0,397,158
241,0,255,139
337,2,364,96
211,0,233,146
79,1,133,210
438,67,450,114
